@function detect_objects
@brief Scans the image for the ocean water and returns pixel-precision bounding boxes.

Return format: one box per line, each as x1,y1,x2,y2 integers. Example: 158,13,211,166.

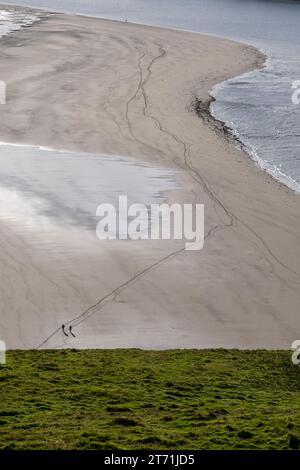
1,0,300,190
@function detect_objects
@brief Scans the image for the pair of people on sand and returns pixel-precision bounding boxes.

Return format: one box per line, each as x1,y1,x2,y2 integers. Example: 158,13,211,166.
62,324,76,338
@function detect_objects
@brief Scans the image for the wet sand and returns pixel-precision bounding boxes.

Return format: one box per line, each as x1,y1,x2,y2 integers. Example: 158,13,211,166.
0,6,299,349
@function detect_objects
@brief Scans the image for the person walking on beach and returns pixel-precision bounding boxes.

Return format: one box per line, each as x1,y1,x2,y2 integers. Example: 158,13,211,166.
62,324,69,336
69,325,76,338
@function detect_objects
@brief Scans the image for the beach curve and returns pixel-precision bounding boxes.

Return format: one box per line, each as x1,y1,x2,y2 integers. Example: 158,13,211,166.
0,5,299,349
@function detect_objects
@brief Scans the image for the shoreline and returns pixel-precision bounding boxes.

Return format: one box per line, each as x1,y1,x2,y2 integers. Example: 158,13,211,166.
193,91,300,196
209,65,300,195
0,5,299,350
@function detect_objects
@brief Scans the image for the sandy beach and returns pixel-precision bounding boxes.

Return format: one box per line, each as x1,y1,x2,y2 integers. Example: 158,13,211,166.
0,6,299,350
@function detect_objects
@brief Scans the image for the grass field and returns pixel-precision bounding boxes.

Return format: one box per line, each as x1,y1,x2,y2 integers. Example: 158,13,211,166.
0,349,299,450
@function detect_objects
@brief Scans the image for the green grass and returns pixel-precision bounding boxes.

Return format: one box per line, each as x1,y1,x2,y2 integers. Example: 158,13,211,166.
0,349,299,450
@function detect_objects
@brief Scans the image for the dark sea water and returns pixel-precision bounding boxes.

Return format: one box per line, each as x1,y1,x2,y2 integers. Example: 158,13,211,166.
2,0,300,190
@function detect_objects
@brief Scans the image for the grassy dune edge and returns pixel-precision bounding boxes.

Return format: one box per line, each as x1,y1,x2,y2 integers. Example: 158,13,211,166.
0,349,299,450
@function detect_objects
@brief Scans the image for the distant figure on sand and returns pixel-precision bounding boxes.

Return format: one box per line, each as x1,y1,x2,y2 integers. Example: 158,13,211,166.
62,324,69,336
69,326,76,338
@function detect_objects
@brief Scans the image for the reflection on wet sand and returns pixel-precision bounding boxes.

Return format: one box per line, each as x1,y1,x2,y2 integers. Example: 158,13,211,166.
0,144,178,233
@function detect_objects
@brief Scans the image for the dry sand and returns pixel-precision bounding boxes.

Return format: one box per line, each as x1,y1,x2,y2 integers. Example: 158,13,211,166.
0,7,299,349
